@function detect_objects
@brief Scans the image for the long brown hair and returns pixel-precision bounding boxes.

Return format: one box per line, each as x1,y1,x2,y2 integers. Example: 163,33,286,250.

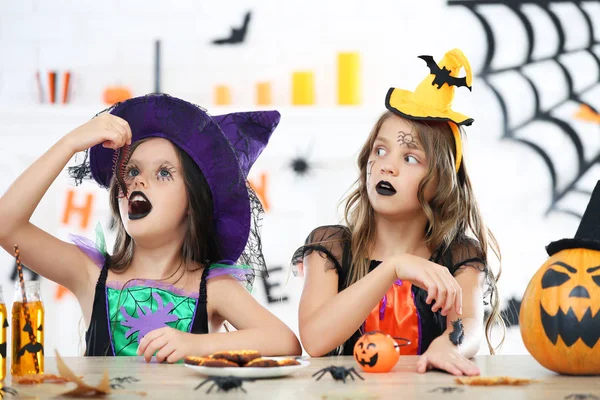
342,111,504,354
108,138,222,274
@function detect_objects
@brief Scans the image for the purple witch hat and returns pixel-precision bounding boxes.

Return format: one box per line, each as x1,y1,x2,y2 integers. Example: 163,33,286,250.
71,94,279,275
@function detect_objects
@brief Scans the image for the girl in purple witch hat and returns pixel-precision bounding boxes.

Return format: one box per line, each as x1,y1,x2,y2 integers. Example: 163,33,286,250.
0,93,301,362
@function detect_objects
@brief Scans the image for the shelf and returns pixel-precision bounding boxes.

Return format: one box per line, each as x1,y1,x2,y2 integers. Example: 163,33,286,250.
0,105,383,119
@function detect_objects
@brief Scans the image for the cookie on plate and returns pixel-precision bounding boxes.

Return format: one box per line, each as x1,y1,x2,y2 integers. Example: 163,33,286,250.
184,356,210,366
211,350,261,365
185,356,239,368
277,358,301,367
244,358,280,368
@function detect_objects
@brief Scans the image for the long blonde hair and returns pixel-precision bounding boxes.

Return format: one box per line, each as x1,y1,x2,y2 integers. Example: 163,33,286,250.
342,111,504,354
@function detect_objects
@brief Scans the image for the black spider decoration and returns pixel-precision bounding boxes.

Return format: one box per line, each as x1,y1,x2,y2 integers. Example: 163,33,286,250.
194,376,255,394
288,144,321,178
565,395,600,400
430,386,464,393
312,365,365,383
0,386,17,398
449,319,465,346
110,376,140,390
290,157,311,176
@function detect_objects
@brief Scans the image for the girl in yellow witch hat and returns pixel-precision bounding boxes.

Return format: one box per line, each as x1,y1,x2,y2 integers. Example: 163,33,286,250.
292,49,503,376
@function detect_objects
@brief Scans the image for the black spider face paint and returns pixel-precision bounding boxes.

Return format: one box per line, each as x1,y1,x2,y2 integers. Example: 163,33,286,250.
397,131,419,149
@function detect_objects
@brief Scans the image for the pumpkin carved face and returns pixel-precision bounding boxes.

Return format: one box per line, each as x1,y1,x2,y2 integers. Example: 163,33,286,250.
520,248,600,375
353,331,399,373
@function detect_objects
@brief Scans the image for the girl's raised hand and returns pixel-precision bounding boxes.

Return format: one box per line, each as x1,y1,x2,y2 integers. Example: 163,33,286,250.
63,113,132,154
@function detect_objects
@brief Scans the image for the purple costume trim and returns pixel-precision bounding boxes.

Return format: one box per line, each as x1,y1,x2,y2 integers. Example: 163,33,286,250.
70,234,252,296
206,267,252,282
106,280,200,299
68,233,106,268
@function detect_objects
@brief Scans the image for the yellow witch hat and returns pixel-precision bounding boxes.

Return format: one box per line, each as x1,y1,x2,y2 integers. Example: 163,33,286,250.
385,48,473,172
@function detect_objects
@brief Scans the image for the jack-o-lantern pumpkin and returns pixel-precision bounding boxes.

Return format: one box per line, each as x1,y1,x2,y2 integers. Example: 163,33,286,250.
353,331,401,373
520,181,600,375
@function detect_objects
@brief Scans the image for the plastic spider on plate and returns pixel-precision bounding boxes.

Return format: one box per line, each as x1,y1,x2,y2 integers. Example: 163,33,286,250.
312,366,365,383
194,376,255,394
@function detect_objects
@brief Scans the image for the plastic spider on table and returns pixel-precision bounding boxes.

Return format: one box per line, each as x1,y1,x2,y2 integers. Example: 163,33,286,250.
312,365,365,383
194,376,255,394
430,386,464,393
0,386,17,398
565,395,600,400
110,376,140,389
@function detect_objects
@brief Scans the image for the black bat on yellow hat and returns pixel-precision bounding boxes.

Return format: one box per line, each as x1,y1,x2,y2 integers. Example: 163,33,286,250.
418,55,472,91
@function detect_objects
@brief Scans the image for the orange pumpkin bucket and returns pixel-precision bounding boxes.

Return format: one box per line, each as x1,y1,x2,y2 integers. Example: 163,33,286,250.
353,331,411,373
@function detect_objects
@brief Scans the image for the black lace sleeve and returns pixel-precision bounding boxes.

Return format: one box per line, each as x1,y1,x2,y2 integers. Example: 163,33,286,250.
438,235,494,305
291,225,351,277
449,236,487,275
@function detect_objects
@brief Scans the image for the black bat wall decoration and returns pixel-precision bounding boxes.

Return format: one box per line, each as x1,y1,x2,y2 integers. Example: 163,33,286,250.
212,11,252,45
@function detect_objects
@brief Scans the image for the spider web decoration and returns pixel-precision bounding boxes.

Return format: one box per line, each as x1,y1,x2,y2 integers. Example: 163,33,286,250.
448,0,600,219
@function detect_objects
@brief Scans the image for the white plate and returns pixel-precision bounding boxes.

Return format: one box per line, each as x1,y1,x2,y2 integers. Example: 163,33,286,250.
184,357,310,379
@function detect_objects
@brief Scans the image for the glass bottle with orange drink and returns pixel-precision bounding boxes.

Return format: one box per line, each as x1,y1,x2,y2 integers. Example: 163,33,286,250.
11,281,44,376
